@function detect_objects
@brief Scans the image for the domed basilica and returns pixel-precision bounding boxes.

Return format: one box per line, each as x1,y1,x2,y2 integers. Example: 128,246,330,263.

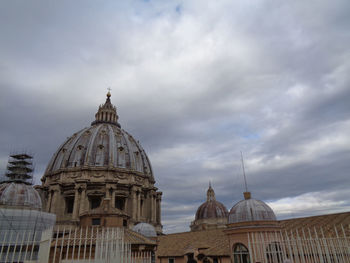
37,92,162,233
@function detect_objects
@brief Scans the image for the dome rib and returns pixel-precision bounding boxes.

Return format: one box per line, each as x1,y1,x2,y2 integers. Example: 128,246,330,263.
86,124,102,166
108,124,116,167
66,129,86,168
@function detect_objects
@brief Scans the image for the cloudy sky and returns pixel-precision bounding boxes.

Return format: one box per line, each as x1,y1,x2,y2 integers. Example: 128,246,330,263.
1,0,350,233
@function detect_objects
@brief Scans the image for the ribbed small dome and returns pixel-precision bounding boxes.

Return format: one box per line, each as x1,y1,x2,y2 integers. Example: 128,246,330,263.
132,222,157,237
44,93,153,181
228,192,276,224
195,185,228,220
0,182,42,210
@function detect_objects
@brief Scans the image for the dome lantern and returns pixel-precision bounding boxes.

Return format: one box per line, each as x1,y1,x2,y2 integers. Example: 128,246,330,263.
91,91,121,128
207,182,216,201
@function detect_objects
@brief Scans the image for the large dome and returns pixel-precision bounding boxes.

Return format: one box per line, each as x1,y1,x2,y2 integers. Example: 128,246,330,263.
228,192,276,224
195,185,228,220
0,182,42,210
44,92,153,181
40,92,162,231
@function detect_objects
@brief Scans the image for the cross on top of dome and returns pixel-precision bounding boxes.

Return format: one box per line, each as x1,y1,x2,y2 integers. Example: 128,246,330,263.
91,91,121,127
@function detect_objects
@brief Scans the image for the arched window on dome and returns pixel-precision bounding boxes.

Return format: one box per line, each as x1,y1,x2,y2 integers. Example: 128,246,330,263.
233,243,250,263
134,151,141,171
72,145,84,167
95,144,105,166
117,145,126,167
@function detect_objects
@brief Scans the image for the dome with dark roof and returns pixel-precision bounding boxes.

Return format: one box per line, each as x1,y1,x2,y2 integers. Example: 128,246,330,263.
44,92,153,181
228,192,276,224
0,182,42,210
195,184,228,220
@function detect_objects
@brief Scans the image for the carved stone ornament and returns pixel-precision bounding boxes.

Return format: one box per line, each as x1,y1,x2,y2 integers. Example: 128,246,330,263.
135,176,144,183
51,174,60,181
92,172,104,178
70,173,80,179
113,173,127,179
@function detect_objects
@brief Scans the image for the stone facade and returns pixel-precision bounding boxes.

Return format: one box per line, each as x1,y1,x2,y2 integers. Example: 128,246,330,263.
37,92,162,233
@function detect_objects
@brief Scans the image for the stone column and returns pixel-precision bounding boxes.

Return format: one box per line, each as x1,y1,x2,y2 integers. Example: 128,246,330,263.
72,188,80,221
49,185,60,214
156,192,162,224
79,186,87,215
152,193,156,223
131,186,137,220
46,190,53,212
137,191,141,221
111,189,116,208
149,191,154,223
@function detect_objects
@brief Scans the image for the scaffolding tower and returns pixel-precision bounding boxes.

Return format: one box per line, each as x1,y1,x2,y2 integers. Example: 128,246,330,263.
4,153,34,184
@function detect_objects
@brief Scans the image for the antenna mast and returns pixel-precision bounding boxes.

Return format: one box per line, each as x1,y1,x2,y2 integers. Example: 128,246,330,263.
240,151,248,192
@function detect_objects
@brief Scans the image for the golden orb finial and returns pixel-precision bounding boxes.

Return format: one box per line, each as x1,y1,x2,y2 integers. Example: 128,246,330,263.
107,87,112,98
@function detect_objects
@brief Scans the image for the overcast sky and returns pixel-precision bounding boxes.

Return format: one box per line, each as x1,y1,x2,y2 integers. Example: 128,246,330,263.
1,0,350,233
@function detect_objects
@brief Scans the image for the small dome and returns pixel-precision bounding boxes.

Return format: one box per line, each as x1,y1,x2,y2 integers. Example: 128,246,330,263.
0,182,42,210
195,185,228,220
132,222,157,237
228,192,276,224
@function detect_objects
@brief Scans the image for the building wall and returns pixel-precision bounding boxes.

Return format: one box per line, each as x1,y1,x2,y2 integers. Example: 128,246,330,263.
39,168,162,232
225,221,281,263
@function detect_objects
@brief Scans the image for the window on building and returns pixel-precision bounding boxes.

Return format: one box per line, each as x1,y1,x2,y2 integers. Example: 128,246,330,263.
92,218,101,226
115,197,125,210
90,196,101,209
65,197,74,214
266,242,283,263
213,258,219,263
233,243,250,263
168,258,175,263
140,199,144,216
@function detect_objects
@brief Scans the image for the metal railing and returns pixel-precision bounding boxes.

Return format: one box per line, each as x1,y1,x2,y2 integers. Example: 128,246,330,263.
247,225,350,263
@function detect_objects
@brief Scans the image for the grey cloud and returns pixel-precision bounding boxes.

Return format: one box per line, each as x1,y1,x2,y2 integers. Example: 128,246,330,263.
1,0,350,233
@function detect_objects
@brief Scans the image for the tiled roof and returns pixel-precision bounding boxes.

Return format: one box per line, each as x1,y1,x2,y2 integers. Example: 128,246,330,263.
278,211,350,237
157,211,350,257
125,229,156,245
157,229,230,257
